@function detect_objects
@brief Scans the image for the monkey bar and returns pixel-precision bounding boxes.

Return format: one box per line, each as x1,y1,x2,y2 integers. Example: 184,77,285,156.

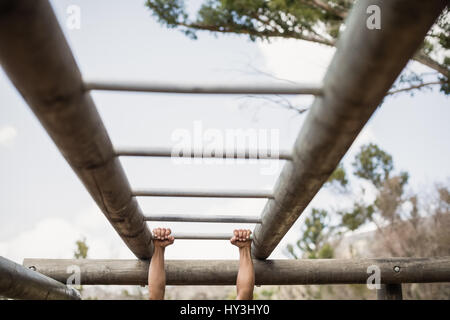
84,81,323,95
115,146,293,160
132,188,274,198
144,213,262,224
22,257,450,286
152,232,254,240
0,0,447,300
0,257,80,300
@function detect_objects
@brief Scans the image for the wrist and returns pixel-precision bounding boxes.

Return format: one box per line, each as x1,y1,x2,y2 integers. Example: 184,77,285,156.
239,246,251,255
154,245,165,254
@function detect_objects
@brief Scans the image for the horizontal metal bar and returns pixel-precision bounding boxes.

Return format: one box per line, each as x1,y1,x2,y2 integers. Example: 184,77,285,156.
133,188,274,198
23,257,450,285
144,214,262,223
84,80,323,95
159,232,253,240
115,146,293,160
0,256,80,300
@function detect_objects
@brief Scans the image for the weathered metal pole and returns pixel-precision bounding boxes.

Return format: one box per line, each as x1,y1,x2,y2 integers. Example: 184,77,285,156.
115,146,293,160
144,213,262,223
0,256,80,300
0,0,153,259
133,188,273,198
85,81,323,95
377,284,403,300
152,232,254,240
23,257,450,286
251,0,447,259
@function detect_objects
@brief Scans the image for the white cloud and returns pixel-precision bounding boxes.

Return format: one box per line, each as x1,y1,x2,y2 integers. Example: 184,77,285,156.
0,218,80,263
0,125,17,146
0,201,264,262
0,204,134,264
258,38,335,84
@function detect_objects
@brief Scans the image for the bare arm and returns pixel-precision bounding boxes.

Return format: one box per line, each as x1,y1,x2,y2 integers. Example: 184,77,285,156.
231,229,255,300
148,246,165,300
148,228,174,300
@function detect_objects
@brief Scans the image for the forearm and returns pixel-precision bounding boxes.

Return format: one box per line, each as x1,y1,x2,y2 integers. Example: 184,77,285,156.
148,246,166,300
236,247,255,300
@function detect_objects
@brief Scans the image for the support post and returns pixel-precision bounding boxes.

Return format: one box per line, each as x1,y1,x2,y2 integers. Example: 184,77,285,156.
0,256,80,300
377,284,403,300
0,0,153,259
251,0,447,259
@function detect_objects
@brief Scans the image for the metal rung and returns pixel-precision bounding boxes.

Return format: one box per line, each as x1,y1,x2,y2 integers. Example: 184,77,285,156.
144,214,262,223
133,188,274,198
84,80,323,95
159,232,253,240
115,147,293,160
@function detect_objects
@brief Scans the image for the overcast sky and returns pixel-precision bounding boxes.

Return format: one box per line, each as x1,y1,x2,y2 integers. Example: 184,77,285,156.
1,0,449,264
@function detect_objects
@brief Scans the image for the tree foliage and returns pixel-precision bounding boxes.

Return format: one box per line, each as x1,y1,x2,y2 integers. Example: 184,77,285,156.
146,0,350,42
286,142,450,298
286,208,334,259
339,202,374,231
74,237,89,259
145,1,450,95
326,163,348,189
341,143,409,229
352,143,393,187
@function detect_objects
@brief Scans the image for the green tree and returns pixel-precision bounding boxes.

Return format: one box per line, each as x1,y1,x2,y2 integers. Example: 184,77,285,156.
145,0,449,95
352,143,393,187
286,208,334,259
72,237,89,296
336,143,409,230
287,143,450,299
74,237,89,259
327,163,348,190
339,202,374,232
289,143,412,258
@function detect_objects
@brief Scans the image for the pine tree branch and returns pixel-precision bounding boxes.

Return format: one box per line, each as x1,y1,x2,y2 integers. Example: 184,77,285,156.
178,22,335,46
309,0,348,19
413,51,449,78
179,19,448,78
251,11,333,46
